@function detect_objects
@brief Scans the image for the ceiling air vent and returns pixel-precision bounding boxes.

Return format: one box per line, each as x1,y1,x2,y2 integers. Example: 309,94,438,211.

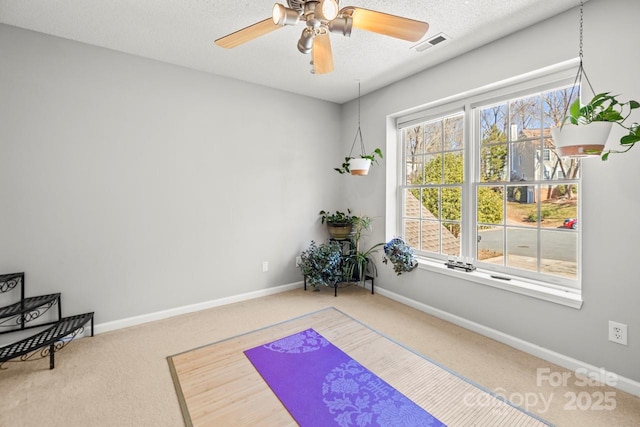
413,33,450,52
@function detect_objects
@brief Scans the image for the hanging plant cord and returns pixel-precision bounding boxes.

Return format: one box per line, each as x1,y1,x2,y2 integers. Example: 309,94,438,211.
348,81,367,158
564,1,596,118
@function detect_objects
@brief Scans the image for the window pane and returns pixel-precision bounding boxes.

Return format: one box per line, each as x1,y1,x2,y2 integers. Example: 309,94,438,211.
404,189,420,218
509,141,537,181
481,104,507,145
506,227,538,272
507,185,537,226
544,156,581,181
406,154,424,184
405,125,424,155
404,219,419,248
480,144,508,182
442,222,461,256
477,186,504,225
477,226,504,263
442,187,461,221
541,229,577,279
422,154,443,184
543,86,581,179
509,95,540,141
536,184,579,229
543,86,578,130
421,188,439,219
400,113,464,258
443,152,464,184
421,220,440,253
444,115,464,151
424,121,442,153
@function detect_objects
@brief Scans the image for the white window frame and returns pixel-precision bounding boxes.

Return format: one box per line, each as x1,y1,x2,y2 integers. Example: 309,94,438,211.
386,59,583,309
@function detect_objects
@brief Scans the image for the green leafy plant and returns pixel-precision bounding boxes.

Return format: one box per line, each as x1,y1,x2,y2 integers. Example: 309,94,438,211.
561,92,640,160
382,238,418,275
298,241,343,290
334,148,383,174
342,215,384,283
318,209,356,225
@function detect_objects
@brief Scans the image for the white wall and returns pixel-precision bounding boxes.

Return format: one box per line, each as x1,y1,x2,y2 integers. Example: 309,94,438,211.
340,0,640,382
0,24,343,323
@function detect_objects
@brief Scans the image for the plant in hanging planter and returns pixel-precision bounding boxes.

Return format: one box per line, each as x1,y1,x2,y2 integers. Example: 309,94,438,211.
319,209,357,239
334,148,384,175
334,81,384,176
549,2,640,160
382,238,418,275
553,92,640,160
298,240,343,290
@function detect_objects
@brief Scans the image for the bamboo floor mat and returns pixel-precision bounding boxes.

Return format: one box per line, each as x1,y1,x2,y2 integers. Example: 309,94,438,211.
167,307,552,427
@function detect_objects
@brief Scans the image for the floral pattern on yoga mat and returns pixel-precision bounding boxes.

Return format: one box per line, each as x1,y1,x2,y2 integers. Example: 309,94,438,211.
245,328,445,427
323,359,441,427
263,328,329,354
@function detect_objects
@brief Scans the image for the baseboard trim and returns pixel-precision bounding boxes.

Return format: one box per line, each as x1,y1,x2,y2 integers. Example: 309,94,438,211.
91,280,639,398
94,282,302,335
374,286,640,398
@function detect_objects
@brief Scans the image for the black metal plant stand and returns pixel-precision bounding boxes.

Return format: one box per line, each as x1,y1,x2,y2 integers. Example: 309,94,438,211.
0,272,94,369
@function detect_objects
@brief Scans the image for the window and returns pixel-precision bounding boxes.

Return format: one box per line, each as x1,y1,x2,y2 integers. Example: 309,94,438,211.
395,73,582,297
403,113,464,256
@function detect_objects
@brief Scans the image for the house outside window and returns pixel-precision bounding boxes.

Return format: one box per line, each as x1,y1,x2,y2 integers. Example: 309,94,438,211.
396,76,581,294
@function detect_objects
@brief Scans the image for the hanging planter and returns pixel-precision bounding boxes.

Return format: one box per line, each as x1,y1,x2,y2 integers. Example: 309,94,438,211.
551,121,612,157
348,158,372,175
551,2,640,160
334,81,383,175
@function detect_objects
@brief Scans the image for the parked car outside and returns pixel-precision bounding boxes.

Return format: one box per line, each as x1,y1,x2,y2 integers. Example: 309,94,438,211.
563,218,578,229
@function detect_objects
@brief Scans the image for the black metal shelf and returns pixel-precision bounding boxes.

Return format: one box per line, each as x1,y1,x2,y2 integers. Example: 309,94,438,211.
0,272,93,369
0,312,94,369
0,293,61,334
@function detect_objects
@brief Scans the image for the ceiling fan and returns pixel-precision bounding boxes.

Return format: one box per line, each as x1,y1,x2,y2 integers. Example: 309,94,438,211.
214,0,429,74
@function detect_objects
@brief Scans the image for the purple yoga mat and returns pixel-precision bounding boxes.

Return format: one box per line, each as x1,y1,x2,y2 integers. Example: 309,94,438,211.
244,328,446,427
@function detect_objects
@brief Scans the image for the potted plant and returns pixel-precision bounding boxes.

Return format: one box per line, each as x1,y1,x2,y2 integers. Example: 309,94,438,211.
334,148,383,175
319,209,356,239
341,215,384,284
551,92,640,160
382,238,418,275
298,240,343,290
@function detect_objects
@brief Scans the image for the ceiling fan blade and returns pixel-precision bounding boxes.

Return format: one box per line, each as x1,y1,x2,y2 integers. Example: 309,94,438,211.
215,18,280,49
346,7,429,42
312,32,334,74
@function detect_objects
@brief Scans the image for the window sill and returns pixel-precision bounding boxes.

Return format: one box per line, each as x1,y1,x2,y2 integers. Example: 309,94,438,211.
416,258,583,309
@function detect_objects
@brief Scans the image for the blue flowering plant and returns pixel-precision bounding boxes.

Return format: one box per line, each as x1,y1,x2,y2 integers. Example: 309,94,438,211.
299,240,343,290
382,238,418,275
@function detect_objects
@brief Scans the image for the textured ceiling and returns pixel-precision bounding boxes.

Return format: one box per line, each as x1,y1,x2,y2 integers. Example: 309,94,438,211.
0,0,586,104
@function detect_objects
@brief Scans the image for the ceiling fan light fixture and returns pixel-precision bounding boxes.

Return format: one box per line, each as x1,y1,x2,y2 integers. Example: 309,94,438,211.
327,16,352,37
217,2,429,74
316,0,339,21
297,27,314,54
272,3,300,26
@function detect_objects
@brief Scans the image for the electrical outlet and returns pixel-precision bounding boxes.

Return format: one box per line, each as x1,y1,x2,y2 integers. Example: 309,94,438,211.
608,321,628,345
295,256,302,267
262,261,269,273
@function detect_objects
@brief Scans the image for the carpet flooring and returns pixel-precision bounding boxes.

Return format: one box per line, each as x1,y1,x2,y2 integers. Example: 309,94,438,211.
0,286,639,426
